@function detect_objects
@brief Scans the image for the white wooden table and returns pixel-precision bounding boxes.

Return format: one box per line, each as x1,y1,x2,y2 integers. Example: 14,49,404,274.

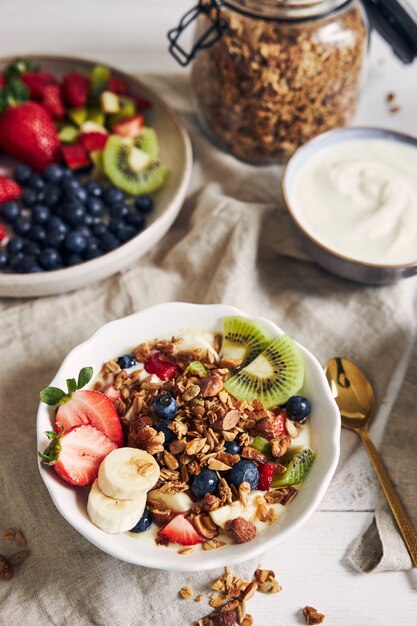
1,1,416,623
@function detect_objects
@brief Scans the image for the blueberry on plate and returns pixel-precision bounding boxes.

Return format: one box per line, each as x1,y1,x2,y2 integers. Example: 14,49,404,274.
48,216,69,236
28,224,47,243
64,253,83,266
104,187,125,206
63,202,87,226
224,440,243,455
126,212,145,231
109,219,125,234
154,393,177,420
62,178,82,194
0,250,9,269
286,395,311,424
27,173,45,192
44,164,64,184
32,204,50,225
21,188,38,207
1,201,21,222
24,241,41,257
130,508,153,533
190,468,218,500
7,236,24,255
64,231,87,254
9,251,25,270
14,164,32,185
100,232,119,252
44,185,61,209
86,180,103,198
117,225,137,243
228,459,259,490
109,203,129,219
117,354,137,370
14,216,32,236
135,195,153,214
65,185,88,204
155,419,176,446
92,222,108,238
16,256,42,273
39,247,62,270
86,197,105,218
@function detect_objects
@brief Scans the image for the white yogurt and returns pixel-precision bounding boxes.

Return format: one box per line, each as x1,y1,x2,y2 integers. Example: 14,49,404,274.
290,138,417,265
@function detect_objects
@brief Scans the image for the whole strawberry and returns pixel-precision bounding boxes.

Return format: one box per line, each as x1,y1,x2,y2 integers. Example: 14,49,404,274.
62,72,89,108
0,101,61,171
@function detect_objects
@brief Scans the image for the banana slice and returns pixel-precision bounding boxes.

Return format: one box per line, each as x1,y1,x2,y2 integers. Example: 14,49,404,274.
98,447,160,500
209,490,286,529
147,489,193,512
87,479,146,534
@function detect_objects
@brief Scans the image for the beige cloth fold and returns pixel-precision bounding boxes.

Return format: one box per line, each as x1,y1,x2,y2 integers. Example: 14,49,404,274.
1,74,417,625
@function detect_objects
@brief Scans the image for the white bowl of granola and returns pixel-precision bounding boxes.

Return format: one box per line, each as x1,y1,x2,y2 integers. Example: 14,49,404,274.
36,302,340,571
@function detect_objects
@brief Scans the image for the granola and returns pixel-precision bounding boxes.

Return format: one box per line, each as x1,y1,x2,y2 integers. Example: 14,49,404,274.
191,0,367,162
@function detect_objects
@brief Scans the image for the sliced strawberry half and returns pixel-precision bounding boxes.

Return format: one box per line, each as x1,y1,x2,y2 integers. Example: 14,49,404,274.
79,132,108,153
113,114,144,138
0,176,21,203
55,389,123,446
61,143,90,170
157,514,204,546
144,352,178,381
40,424,117,486
258,462,277,491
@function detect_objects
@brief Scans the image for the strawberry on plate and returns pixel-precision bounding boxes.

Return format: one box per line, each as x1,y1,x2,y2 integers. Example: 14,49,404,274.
40,366,124,447
21,71,56,100
113,114,144,138
144,352,178,381
108,76,127,95
61,143,90,170
157,514,204,546
0,175,21,202
39,424,117,486
0,74,5,88
0,101,61,171
62,72,89,108
42,84,65,120
79,132,108,153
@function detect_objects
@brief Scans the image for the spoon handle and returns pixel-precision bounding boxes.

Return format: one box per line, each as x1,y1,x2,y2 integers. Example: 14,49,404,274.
358,429,417,568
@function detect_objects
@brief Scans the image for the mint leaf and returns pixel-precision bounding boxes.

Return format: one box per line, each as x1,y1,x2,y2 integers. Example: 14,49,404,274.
77,366,93,390
66,378,77,395
40,386,66,405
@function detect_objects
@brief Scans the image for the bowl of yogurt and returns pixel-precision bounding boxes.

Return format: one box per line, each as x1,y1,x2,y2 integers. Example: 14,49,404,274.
282,127,417,284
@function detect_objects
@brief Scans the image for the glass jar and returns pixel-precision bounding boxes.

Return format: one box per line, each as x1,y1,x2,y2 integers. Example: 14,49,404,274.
170,0,368,163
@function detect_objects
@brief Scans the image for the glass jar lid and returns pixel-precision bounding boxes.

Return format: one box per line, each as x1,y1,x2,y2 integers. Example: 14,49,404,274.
225,0,349,20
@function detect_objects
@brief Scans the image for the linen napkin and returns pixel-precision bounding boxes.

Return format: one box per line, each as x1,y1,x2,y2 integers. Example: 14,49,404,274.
1,73,417,625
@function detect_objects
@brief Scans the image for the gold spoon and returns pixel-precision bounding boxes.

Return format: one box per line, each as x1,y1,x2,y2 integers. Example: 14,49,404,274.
324,356,417,568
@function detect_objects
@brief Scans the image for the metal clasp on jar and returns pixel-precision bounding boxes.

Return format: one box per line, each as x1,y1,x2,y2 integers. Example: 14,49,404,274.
167,0,227,67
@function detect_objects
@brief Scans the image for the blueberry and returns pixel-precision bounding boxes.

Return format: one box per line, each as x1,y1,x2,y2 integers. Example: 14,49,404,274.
21,188,37,207
135,195,154,214
109,203,129,219
92,223,108,238
14,164,32,184
86,197,105,218
29,224,46,243
62,178,82,193
109,219,125,235
28,173,45,192
86,180,103,198
44,185,61,209
100,232,119,252
32,204,50,224
0,250,9,269
1,201,21,222
65,253,83,266
117,225,137,243
48,216,68,235
224,441,243,455
155,419,177,446
130,508,153,533
61,168,74,181
64,231,87,253
39,247,62,270
7,236,24,255
126,212,145,231
44,164,64,184
117,354,137,370
104,187,125,206
16,256,42,273
228,460,259,490
9,251,25,270
13,216,32,236
63,202,87,226
84,243,102,260
65,185,88,203
154,393,178,420
190,469,218,500
24,241,41,257
285,395,311,424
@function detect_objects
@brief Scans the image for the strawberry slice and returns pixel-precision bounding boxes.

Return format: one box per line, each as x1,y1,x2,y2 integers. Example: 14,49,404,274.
61,143,90,170
55,389,123,447
0,224,5,242
0,74,5,88
0,176,21,203
21,71,56,100
79,132,108,153
258,462,277,491
144,352,178,381
39,424,117,486
108,76,127,95
157,514,204,546
42,84,65,120
113,114,144,138
62,72,89,108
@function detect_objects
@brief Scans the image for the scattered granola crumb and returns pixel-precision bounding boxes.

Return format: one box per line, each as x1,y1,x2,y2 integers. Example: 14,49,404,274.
195,594,203,603
178,547,194,555
2,529,16,541
389,106,401,114
386,92,396,103
241,615,254,626
180,586,194,600
303,606,326,624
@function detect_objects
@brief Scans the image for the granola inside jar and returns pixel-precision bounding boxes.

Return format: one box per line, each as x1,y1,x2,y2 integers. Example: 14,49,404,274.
188,0,368,163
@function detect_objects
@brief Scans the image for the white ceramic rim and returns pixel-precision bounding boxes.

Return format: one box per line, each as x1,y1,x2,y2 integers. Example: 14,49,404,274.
36,302,341,571
0,54,193,295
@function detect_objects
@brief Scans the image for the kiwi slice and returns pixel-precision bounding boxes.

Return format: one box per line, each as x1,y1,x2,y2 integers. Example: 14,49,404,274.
103,135,168,195
224,334,305,409
90,65,110,98
108,97,137,127
221,316,273,368
271,447,315,488
135,127,159,160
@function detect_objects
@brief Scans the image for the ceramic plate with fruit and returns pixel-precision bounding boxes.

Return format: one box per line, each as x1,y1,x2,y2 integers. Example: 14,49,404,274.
0,56,192,297
36,302,340,571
